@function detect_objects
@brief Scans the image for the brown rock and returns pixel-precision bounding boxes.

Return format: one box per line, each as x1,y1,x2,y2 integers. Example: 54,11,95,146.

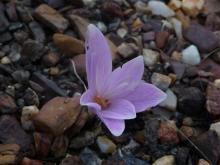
0,93,17,114
183,24,219,53
102,1,123,17
72,54,86,77
42,52,60,67
0,144,20,165
53,33,84,57
158,121,179,144
206,83,220,115
34,132,52,157
68,14,89,40
34,4,69,33
51,135,69,157
155,31,169,49
34,96,81,135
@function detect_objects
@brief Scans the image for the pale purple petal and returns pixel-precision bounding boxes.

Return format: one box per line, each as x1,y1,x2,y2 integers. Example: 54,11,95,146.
85,24,112,93
97,113,125,136
80,89,101,111
102,56,144,99
125,81,167,113
100,99,136,119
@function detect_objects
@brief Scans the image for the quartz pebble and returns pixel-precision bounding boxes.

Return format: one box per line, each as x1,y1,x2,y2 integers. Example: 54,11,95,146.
96,136,116,154
159,89,177,111
168,0,181,10
151,73,172,91
142,49,159,67
152,155,175,165
182,0,205,17
182,45,201,65
148,1,175,18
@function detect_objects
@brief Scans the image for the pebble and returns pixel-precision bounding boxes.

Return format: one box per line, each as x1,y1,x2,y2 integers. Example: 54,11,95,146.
184,24,219,53
159,89,177,111
0,115,32,151
143,31,155,42
21,157,43,165
194,131,220,165
33,132,52,157
42,52,60,67
83,0,97,8
0,10,9,33
34,4,69,32
0,32,12,43
21,39,47,62
158,121,179,145
182,0,205,17
96,136,116,154
96,22,107,33
197,159,211,165
155,31,169,49
182,45,201,65
168,0,182,10
151,73,172,91
170,18,183,39
142,48,159,67
33,96,81,135
60,155,83,165
53,33,84,57
1,56,11,64
176,87,205,116
117,28,128,38
21,106,39,131
80,148,102,165
148,1,175,18
0,93,17,114
29,21,46,43
51,135,69,158
206,83,220,115
12,70,30,83
0,144,20,165
117,43,137,58
152,155,175,165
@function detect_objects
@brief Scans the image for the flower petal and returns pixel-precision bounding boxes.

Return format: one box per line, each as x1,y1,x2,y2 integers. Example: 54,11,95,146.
85,24,112,93
125,82,167,113
103,56,144,99
80,89,101,111
100,99,136,119
97,113,125,136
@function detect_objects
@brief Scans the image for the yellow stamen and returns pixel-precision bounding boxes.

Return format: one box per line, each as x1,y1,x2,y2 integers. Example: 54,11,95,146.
94,96,109,109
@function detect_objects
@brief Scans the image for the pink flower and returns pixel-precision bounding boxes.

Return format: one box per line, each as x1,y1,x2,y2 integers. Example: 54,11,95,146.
80,24,166,136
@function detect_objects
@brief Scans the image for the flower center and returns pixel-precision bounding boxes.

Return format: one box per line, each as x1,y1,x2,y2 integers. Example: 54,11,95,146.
94,96,109,109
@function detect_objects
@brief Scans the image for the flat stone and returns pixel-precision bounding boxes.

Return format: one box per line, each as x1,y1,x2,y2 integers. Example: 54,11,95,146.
33,96,81,135
0,115,32,152
53,33,84,57
34,4,69,33
183,24,219,53
155,31,169,49
117,43,137,58
72,54,86,77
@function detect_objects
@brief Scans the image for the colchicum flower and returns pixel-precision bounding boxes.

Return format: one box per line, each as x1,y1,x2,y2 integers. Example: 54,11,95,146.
80,24,167,136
